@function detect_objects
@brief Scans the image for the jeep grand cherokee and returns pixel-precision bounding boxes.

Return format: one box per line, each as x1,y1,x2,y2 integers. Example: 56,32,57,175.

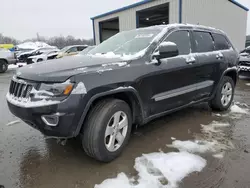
6,24,238,162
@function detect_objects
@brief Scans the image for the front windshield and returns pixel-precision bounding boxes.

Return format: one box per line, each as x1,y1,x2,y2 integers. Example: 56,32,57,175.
88,28,162,56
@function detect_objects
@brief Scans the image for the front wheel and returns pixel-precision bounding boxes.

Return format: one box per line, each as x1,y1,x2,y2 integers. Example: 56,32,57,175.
0,60,8,73
210,76,235,111
37,59,43,62
82,99,132,162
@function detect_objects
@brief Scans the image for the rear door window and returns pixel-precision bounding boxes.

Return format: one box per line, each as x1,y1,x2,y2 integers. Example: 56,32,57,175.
193,31,214,53
165,30,191,55
212,33,230,50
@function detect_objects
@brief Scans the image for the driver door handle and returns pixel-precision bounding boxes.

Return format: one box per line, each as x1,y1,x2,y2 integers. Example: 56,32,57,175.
186,56,196,65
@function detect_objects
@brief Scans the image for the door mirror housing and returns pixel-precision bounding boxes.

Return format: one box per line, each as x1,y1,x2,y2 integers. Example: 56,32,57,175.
157,41,179,59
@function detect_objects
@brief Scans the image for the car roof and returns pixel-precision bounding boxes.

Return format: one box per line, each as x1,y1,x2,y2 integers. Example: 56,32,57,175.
144,23,226,35
67,45,88,48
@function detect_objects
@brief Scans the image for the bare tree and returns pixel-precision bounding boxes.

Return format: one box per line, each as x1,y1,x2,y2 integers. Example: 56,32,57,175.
0,34,19,45
0,33,94,49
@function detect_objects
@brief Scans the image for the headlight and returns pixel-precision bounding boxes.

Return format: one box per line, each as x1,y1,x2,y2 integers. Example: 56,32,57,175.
34,80,74,98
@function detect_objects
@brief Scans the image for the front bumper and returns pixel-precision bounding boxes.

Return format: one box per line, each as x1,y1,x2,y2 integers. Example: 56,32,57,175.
7,58,17,65
7,94,83,138
238,65,250,76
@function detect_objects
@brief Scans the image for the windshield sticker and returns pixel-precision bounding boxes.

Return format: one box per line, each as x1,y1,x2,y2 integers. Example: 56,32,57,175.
135,34,154,38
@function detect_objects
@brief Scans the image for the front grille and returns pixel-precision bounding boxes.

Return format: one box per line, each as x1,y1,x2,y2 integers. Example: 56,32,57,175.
9,78,34,98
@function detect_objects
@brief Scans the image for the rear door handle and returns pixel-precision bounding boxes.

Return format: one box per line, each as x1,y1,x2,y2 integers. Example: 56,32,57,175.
216,53,224,59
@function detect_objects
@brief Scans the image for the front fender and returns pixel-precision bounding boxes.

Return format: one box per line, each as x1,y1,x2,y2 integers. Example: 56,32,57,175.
74,86,144,136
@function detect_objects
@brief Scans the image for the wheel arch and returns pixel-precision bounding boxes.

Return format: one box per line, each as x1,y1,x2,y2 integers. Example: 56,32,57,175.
0,58,8,64
224,69,238,85
211,67,238,99
75,87,145,136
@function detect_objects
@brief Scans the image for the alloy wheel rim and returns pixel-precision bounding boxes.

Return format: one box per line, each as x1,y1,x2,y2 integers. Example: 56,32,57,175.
104,111,128,152
221,82,233,107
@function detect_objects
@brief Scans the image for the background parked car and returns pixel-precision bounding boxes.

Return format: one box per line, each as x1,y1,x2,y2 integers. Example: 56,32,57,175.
17,47,58,62
0,48,17,73
56,45,88,59
26,49,60,64
238,46,250,76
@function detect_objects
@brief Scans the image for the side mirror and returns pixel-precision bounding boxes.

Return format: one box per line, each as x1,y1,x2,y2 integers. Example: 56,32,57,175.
158,41,179,59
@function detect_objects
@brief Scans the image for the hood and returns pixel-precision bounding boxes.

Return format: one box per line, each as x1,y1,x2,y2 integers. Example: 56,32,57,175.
28,54,45,59
18,49,36,57
16,55,129,82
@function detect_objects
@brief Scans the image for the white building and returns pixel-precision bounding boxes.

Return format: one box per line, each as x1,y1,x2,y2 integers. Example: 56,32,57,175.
91,0,248,50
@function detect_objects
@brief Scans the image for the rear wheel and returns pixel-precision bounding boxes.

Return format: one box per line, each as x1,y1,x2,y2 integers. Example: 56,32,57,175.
0,60,8,73
210,76,235,111
82,99,132,162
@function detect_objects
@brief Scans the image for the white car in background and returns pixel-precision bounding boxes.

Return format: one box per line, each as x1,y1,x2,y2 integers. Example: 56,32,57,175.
17,47,58,62
27,49,60,64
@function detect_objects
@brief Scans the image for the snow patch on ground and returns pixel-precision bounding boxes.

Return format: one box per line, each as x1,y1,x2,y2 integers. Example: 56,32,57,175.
234,101,248,107
201,121,230,134
230,104,248,114
167,121,234,157
71,82,87,94
213,152,225,159
6,120,21,126
95,152,206,188
167,140,217,154
213,103,249,119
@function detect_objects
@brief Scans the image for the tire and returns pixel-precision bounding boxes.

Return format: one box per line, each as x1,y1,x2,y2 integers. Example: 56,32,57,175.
210,76,235,111
37,59,43,62
0,60,8,73
82,99,132,162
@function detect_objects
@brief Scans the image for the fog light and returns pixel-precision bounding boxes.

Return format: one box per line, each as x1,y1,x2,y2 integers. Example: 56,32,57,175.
41,115,59,126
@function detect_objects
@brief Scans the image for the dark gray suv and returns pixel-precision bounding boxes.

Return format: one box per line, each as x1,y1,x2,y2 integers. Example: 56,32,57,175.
6,24,238,162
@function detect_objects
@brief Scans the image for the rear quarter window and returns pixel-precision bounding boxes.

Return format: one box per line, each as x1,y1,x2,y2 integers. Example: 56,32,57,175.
212,33,231,50
193,31,214,53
